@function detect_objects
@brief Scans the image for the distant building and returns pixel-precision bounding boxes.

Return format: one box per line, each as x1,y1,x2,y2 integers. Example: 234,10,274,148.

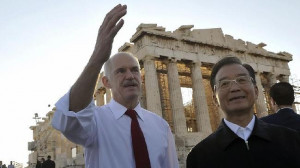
27,108,84,168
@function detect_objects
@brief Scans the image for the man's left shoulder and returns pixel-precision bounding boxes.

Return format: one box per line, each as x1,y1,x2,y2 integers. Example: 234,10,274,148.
260,120,300,138
260,112,279,122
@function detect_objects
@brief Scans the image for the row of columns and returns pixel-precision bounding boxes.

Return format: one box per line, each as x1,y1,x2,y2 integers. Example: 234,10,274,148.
144,56,212,135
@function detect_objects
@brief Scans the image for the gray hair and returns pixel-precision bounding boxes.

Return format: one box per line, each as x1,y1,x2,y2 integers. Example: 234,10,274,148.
103,52,139,78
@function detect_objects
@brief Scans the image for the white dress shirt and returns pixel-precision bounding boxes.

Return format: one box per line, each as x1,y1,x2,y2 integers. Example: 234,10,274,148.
52,92,179,168
224,115,255,141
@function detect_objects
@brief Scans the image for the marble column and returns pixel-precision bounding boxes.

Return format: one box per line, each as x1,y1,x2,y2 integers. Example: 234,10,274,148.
255,72,268,117
95,89,105,106
191,62,212,133
167,59,187,134
143,56,163,116
106,88,112,103
267,73,277,86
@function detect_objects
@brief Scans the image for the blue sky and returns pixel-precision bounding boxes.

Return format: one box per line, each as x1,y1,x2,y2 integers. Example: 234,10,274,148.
1,0,299,166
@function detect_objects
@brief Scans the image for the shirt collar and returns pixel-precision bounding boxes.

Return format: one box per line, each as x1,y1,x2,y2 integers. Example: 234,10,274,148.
276,107,294,113
224,115,255,134
217,116,271,151
108,99,144,121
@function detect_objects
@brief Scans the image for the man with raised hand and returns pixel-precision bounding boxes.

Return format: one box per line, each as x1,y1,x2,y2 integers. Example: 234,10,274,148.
52,4,179,168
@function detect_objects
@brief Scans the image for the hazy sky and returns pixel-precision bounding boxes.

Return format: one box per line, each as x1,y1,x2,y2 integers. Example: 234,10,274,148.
1,0,299,166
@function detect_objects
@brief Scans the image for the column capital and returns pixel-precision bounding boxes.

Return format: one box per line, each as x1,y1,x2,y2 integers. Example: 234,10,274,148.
256,70,262,74
267,72,278,78
95,88,106,95
192,61,203,67
168,58,178,63
143,55,156,61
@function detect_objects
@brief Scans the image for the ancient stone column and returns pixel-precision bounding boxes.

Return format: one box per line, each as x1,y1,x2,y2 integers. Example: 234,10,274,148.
191,62,212,133
267,73,277,86
255,72,268,117
143,56,163,116
95,89,105,106
106,88,112,103
167,59,187,134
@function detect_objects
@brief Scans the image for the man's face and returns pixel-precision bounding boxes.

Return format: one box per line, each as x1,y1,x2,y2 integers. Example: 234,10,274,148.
106,54,141,104
213,64,258,116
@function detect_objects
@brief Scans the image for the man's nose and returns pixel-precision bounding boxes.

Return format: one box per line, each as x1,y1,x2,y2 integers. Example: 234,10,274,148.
229,81,241,91
125,70,134,79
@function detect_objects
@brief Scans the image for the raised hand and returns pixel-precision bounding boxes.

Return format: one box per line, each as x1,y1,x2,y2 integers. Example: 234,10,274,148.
91,4,127,64
70,4,127,112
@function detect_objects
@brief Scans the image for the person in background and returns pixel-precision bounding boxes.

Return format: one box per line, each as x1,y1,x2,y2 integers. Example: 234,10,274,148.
7,162,14,168
42,155,55,168
261,82,300,132
186,56,300,168
35,159,42,168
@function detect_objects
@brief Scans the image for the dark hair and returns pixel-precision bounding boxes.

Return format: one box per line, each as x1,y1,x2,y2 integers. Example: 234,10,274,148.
270,82,294,105
242,63,256,85
47,155,51,159
210,56,256,90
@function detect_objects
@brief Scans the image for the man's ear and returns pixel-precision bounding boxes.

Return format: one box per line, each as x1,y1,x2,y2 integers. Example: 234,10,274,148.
270,97,276,105
212,92,219,107
102,76,111,88
254,85,259,99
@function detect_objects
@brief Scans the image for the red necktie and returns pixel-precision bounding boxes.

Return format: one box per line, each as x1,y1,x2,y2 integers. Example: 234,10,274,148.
126,109,151,168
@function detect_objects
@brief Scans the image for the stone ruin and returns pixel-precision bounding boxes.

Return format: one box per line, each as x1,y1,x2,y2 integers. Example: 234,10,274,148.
28,24,293,168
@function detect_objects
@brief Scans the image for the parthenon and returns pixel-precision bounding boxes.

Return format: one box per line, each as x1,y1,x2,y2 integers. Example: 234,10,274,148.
94,24,293,167
28,24,293,168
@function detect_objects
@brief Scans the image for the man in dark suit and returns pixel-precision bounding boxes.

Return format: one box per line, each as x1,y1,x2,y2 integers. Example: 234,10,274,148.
42,156,55,168
186,57,300,168
261,82,300,132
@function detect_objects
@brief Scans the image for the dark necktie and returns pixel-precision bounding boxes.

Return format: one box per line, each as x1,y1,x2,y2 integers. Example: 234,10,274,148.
125,109,151,168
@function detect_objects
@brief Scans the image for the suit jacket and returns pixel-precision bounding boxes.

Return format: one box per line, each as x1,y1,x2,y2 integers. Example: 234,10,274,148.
260,108,300,132
42,160,55,168
186,117,300,168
